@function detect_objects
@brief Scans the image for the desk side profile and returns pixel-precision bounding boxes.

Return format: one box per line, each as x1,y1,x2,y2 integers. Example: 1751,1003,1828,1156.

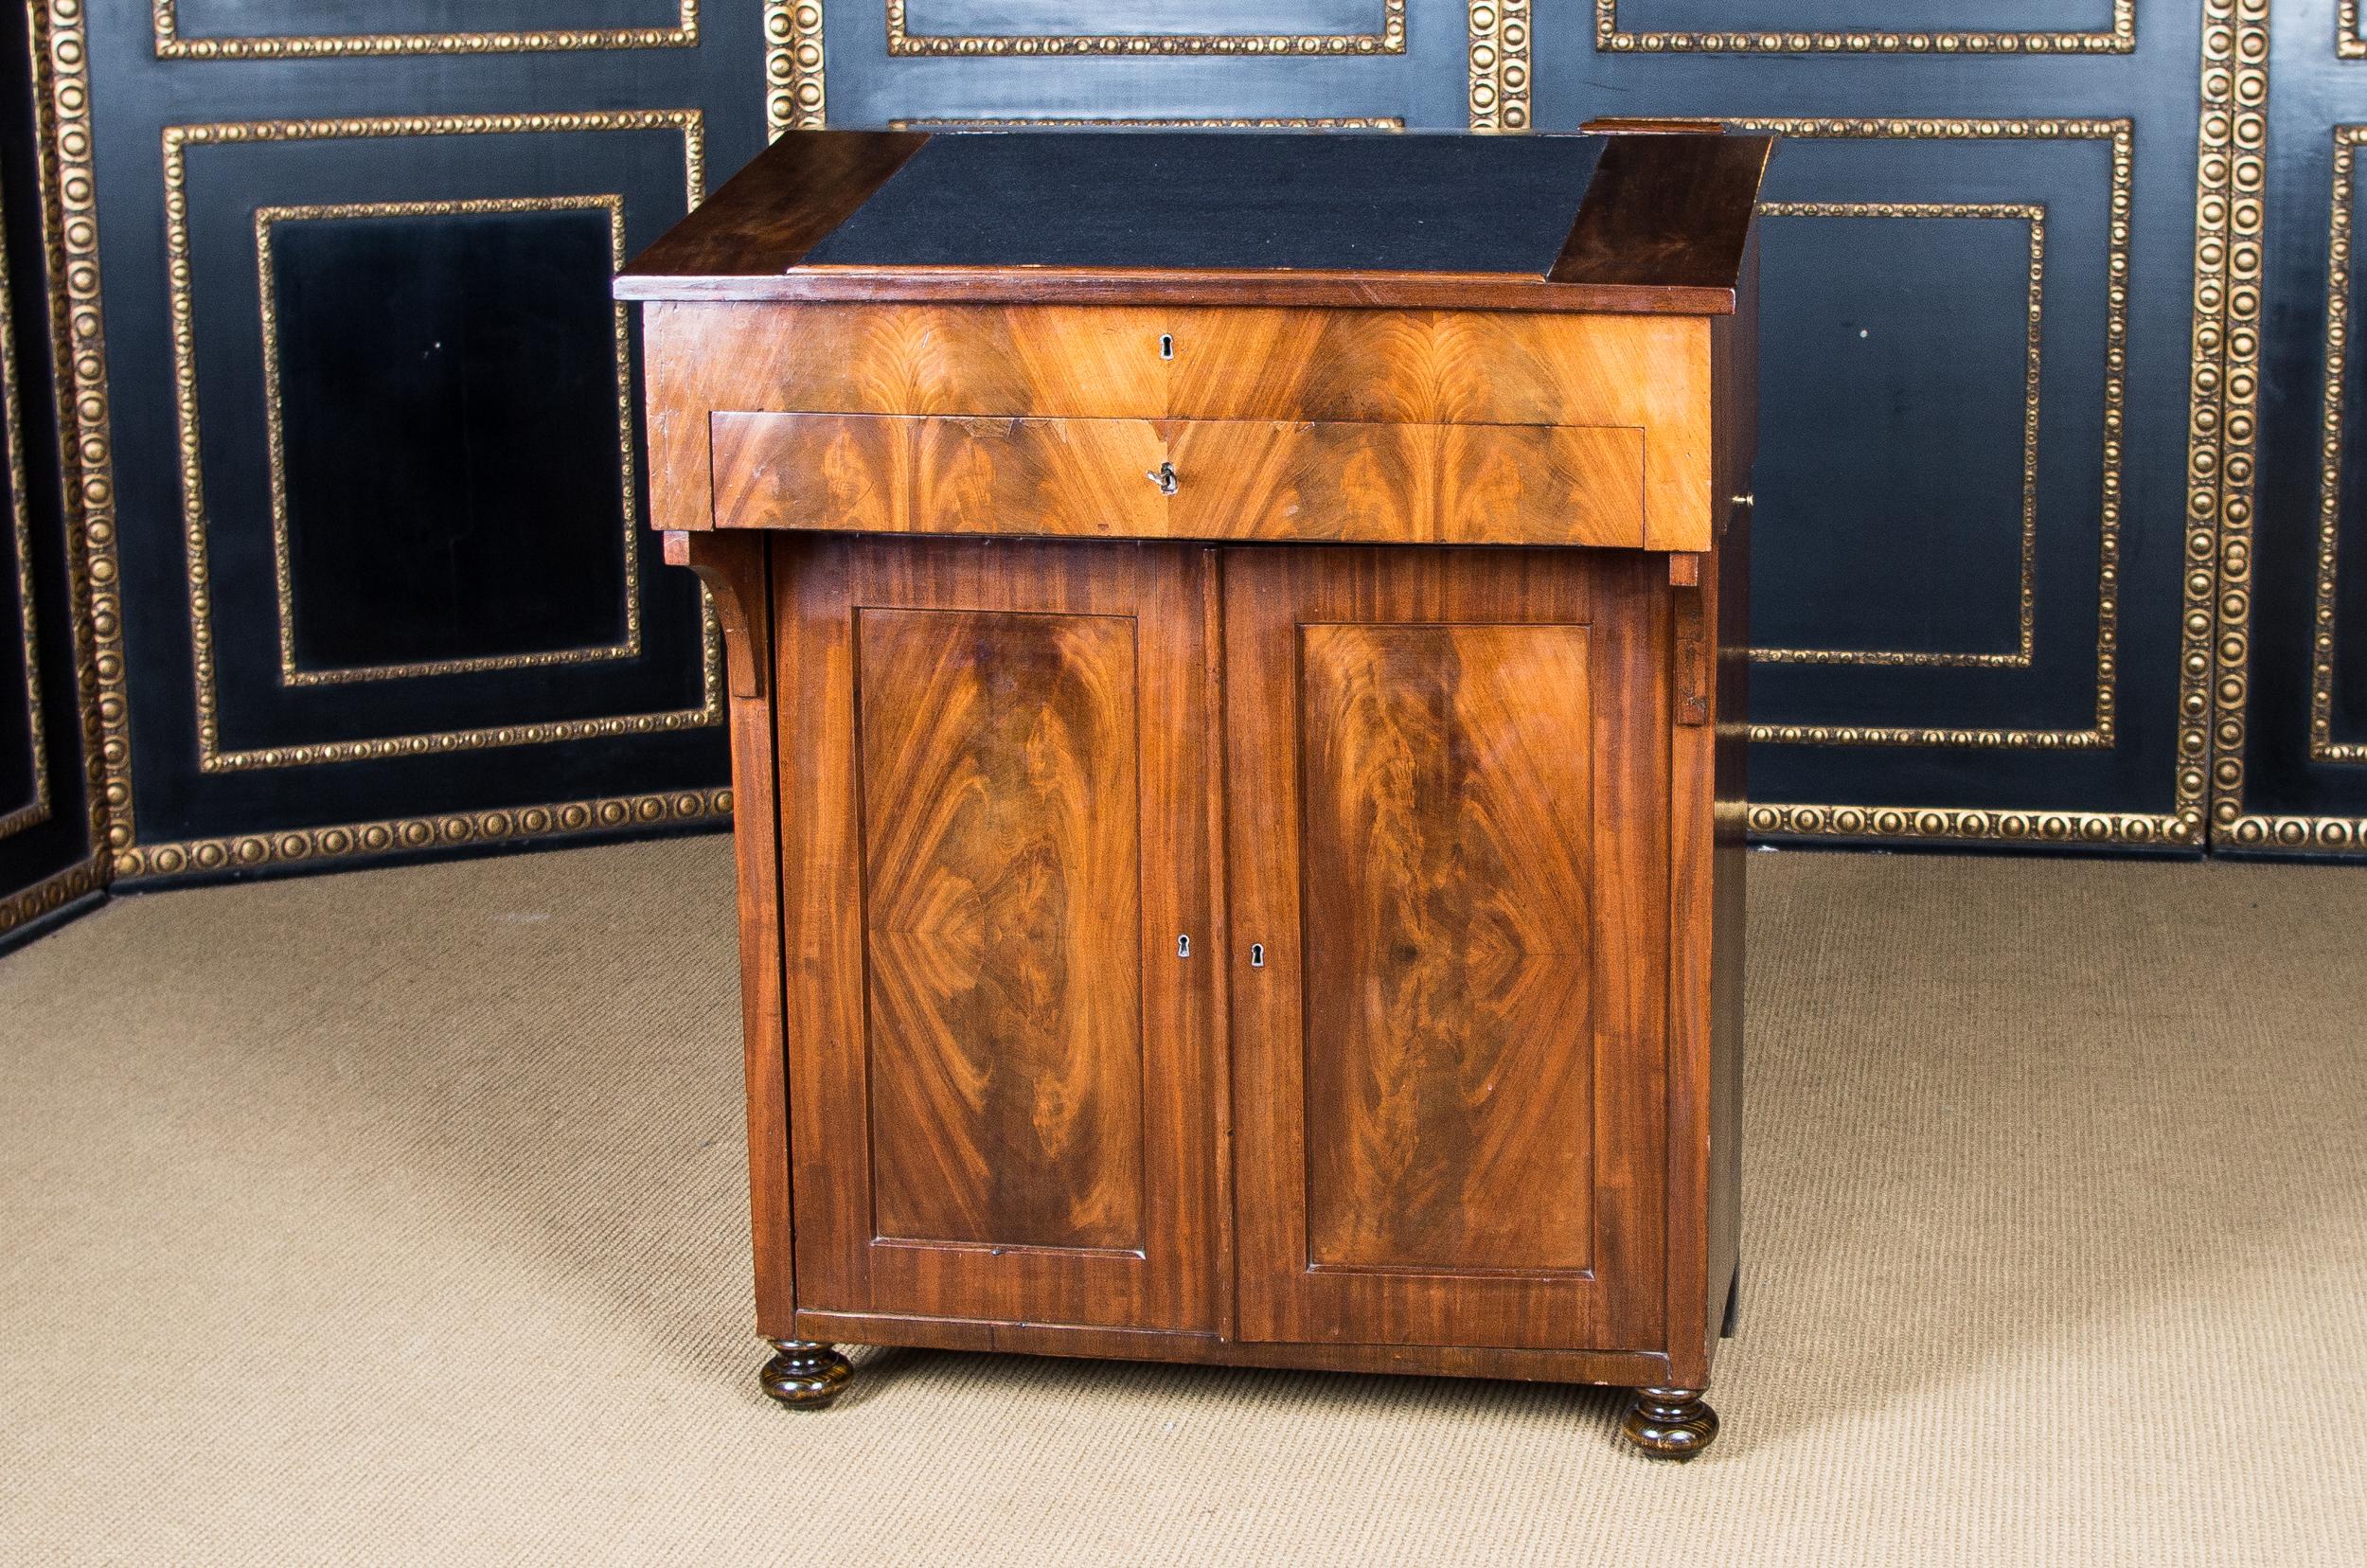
623,126,1767,1459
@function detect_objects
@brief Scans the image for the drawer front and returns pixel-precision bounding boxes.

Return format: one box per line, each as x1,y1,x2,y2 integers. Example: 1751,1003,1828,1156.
708,412,1647,547
648,301,1169,420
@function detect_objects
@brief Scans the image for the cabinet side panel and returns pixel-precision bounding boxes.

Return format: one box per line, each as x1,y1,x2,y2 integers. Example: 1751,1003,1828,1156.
857,607,1148,1251
1298,623,1598,1274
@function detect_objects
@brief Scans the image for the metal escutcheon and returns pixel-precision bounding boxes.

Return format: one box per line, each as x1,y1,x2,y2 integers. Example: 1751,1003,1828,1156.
1148,461,1179,495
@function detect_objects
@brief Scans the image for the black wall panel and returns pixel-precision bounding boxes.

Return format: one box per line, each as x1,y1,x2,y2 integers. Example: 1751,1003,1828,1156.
2216,0,2367,854
0,0,101,949
0,2,2313,894
52,1,774,882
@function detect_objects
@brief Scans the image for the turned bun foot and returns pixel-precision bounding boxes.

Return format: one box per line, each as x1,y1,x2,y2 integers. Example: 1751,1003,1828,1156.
759,1339,852,1408
1622,1387,1718,1459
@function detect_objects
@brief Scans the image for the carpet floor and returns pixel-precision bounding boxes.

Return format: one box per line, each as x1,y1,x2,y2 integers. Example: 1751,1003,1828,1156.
0,838,2360,1566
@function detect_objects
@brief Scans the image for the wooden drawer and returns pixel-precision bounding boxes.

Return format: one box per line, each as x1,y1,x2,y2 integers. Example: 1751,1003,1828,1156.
708,411,1648,547
645,301,1717,546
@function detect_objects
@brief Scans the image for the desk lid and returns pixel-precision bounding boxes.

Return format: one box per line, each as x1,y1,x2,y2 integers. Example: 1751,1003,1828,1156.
615,125,1772,315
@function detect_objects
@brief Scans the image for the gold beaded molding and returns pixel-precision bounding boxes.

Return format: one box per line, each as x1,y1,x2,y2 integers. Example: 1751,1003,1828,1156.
1469,1,1530,131
160,114,720,775
151,0,699,59
777,8,1522,142
1725,116,2195,847
1721,119,2129,755
768,0,827,136
0,854,103,942
0,160,51,843
2198,0,2300,850
1594,0,2133,54
883,0,1406,56
888,117,1404,130
2309,129,2367,764
114,788,732,883
1746,802,2187,848
2341,0,2366,57
31,0,121,860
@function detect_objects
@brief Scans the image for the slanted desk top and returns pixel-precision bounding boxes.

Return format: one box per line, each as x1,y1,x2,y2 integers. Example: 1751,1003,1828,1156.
614,127,1773,314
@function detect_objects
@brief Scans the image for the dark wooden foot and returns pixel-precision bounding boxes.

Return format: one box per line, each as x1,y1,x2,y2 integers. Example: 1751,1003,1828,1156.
759,1339,852,1408
1622,1387,1718,1459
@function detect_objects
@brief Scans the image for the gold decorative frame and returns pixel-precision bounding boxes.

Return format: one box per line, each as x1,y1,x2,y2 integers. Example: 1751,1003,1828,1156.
2308,128,2367,763
255,195,644,687
32,0,128,862
774,5,1525,140
1,164,50,841
152,0,699,59
1469,0,1530,130
2341,0,2365,58
163,113,718,775
2199,0,2326,850
111,786,730,881
1593,0,2133,54
883,0,1406,57
0,854,104,943
1719,119,2128,754
13,0,2263,870
1736,110,2203,847
1750,201,2044,673
768,0,828,134
887,116,1403,129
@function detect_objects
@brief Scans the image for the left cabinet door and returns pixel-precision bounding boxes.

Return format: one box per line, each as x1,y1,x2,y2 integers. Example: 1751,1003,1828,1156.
775,536,1222,1334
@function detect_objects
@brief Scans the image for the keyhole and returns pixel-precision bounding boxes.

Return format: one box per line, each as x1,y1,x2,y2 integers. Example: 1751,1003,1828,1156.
1250,943,1265,969
1159,333,1174,360
1177,934,1191,958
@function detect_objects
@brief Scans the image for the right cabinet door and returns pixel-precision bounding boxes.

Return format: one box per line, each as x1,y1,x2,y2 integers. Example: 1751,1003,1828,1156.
1225,545,1670,1353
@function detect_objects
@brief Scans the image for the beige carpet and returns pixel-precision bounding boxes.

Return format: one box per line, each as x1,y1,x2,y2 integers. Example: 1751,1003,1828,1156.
1,839,2360,1567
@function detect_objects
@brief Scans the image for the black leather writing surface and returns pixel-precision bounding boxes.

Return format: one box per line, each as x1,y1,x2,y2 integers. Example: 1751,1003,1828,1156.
803,132,1606,274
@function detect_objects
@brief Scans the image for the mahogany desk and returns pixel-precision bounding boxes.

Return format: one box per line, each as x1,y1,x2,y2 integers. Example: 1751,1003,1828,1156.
617,126,1768,1459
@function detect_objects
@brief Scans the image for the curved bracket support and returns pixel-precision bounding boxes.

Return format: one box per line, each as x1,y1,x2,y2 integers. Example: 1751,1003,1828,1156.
663,529,769,700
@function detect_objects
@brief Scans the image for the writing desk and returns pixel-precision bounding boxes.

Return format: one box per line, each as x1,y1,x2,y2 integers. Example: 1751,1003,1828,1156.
617,125,1769,1458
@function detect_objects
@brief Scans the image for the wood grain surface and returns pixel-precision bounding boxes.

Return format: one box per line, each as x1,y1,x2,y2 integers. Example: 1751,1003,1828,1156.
651,300,1712,549
857,608,1146,1251
1298,623,1598,1274
709,413,1649,547
776,537,1219,1333
1550,133,1774,295
657,531,798,1335
1223,546,1670,1354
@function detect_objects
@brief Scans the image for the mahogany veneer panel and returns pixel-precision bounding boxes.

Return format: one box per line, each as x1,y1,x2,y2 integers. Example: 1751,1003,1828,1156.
1225,546,1669,1353
650,301,1712,548
709,413,1648,547
1298,622,1599,1274
857,608,1146,1252
778,538,1220,1333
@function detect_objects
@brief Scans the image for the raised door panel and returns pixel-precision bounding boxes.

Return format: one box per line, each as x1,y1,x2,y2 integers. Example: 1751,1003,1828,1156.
1226,546,1668,1353
858,606,1145,1251
777,536,1218,1332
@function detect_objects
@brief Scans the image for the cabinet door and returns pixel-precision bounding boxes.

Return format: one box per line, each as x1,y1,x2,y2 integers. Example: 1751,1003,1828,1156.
777,537,1220,1333
1226,546,1669,1352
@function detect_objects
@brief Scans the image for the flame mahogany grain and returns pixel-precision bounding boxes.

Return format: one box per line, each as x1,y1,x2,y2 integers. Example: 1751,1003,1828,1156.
634,127,1763,1456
